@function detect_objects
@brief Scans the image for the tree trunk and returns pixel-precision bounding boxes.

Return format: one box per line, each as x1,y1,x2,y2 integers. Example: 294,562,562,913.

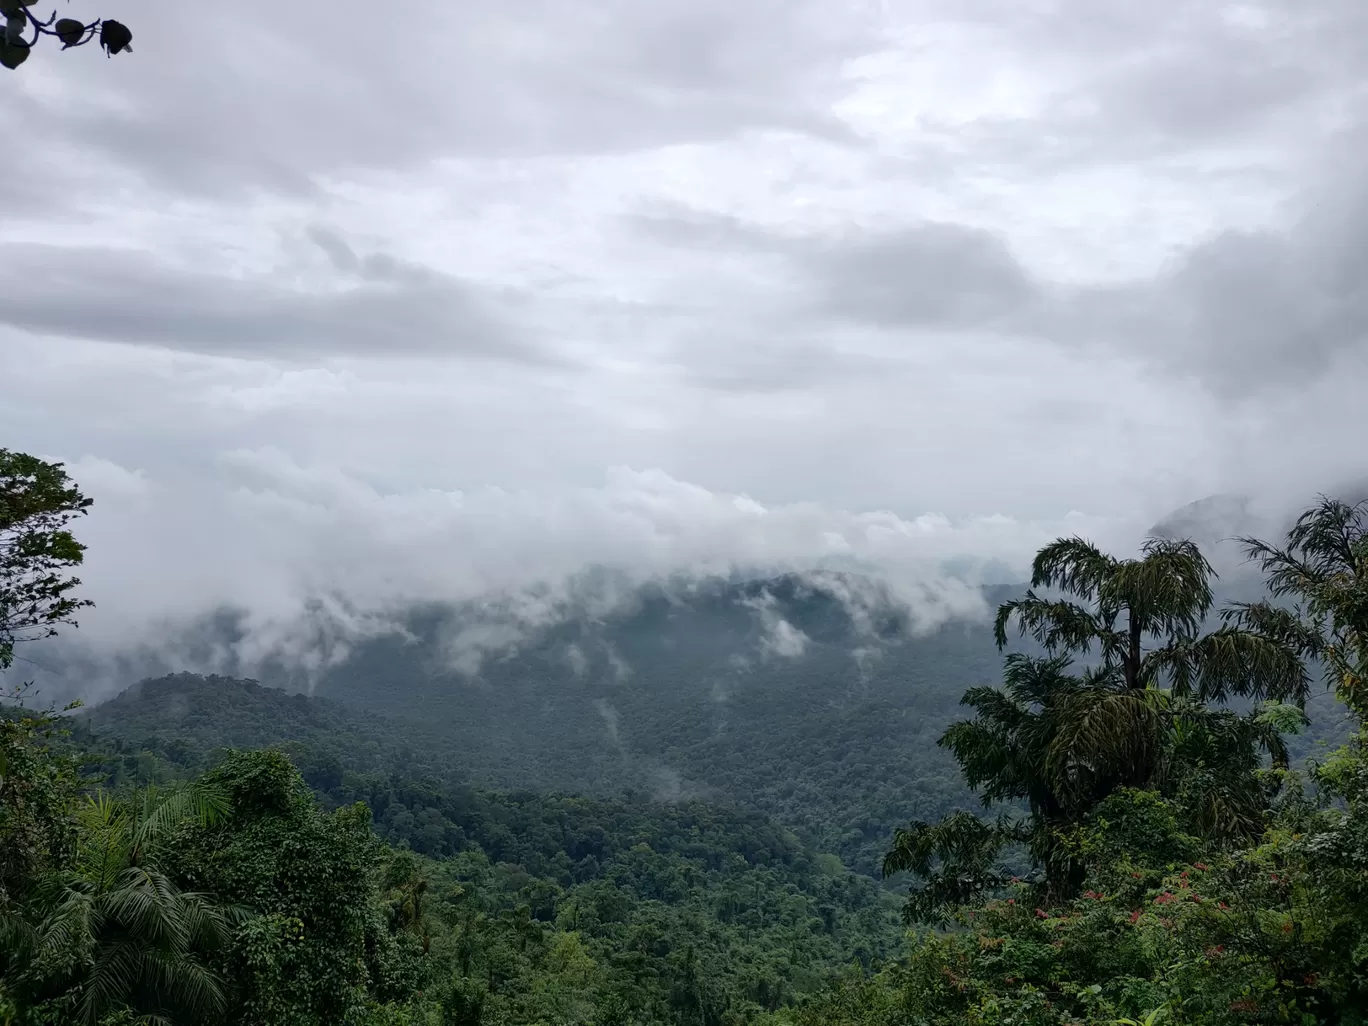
1126,607,1143,689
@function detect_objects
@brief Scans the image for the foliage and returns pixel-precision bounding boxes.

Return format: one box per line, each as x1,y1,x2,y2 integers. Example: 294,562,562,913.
0,449,94,671
0,704,80,910
6,783,237,1024
10,449,1368,1024
1235,497,1368,718
159,749,427,1026
888,533,1309,920
781,496,1368,1025
0,2,130,71
770,777,1368,1026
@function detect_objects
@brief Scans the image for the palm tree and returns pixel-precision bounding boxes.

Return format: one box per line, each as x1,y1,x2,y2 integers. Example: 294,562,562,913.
996,535,1308,820
1231,496,1368,718
996,535,1308,703
885,534,1310,919
10,781,239,1025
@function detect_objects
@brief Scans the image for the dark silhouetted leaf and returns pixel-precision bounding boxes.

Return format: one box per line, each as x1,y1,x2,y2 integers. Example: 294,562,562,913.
0,36,27,68
55,17,85,47
4,11,24,44
99,18,130,55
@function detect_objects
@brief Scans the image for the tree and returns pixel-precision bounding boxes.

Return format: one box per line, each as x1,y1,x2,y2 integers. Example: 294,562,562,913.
5,781,237,1024
886,534,1309,920
0,706,80,912
161,750,426,1026
0,449,94,671
988,535,1306,822
0,2,131,71
995,535,1307,704
1233,496,1368,719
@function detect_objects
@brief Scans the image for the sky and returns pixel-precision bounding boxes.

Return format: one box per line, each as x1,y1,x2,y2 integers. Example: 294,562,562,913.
3,0,1368,670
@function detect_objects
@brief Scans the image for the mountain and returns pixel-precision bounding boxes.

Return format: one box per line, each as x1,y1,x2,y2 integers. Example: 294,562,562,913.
77,548,1357,876
65,495,1361,876
299,573,1014,875
69,675,907,1023
77,573,1004,876
1148,493,1262,550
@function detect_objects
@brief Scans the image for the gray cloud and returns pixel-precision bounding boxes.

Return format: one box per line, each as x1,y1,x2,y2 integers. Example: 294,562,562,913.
0,235,548,363
9,0,875,204
628,145,1368,400
801,225,1037,329
1053,157,1368,396
627,207,1040,330
918,1,1365,166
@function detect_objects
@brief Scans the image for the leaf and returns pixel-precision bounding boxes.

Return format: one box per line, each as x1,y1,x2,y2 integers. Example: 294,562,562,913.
55,17,85,47
0,0,21,17
0,36,27,68
4,11,24,45
99,18,131,55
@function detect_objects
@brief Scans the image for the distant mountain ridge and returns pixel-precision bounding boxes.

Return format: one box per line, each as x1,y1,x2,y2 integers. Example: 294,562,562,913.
66,493,1360,875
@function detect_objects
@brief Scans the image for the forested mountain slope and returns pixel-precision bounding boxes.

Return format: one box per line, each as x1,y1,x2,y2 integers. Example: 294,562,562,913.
88,572,1010,876
84,559,1355,878
61,686,907,1023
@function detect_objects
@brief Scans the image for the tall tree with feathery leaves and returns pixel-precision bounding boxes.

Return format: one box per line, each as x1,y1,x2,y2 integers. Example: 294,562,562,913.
885,534,1310,921
0,448,94,672
1229,496,1368,719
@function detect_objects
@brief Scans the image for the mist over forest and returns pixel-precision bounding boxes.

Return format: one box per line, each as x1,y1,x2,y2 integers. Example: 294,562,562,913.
6,0,1368,1023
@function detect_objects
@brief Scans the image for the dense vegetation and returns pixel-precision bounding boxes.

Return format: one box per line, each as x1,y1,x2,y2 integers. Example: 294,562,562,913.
6,448,1368,1024
771,497,1368,1025
5,694,907,1024
79,570,1345,881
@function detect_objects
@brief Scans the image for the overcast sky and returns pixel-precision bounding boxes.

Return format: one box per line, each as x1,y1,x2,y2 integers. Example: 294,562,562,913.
3,0,1367,662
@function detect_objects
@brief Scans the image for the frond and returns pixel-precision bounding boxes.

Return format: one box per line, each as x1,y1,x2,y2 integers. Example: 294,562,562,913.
136,945,227,1020
957,686,1027,727
939,720,1022,802
1104,537,1215,637
130,781,230,862
77,794,133,892
1046,688,1163,808
1254,700,1310,737
883,811,1013,925
80,939,142,1024
0,909,39,961
994,593,1112,654
98,868,192,952
1186,626,1310,705
1220,601,1326,661
1239,497,1368,595
1029,536,1118,598
1000,652,1077,706
36,880,97,961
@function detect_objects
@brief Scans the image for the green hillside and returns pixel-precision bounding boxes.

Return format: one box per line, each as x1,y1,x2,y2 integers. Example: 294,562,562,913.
43,679,908,1024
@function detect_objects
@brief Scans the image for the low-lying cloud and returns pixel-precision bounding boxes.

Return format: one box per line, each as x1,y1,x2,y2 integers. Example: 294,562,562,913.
1,447,1160,697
